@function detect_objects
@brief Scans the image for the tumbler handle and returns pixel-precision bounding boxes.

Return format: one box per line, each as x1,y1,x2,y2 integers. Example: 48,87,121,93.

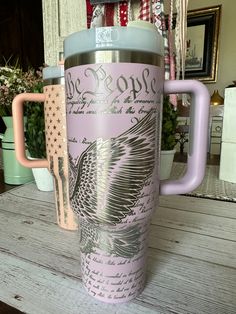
160,80,210,195
12,93,49,169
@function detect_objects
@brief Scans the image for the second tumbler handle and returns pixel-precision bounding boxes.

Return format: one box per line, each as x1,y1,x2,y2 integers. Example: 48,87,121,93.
12,93,49,169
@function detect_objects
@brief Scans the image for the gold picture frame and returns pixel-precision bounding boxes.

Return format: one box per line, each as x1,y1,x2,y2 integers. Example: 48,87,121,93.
184,5,221,83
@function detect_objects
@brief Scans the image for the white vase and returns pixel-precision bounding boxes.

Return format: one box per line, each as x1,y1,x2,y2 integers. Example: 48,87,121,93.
160,149,176,180
28,157,53,191
32,167,54,191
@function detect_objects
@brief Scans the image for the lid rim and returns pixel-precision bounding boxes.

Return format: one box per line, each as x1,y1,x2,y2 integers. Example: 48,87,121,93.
64,26,164,60
42,65,64,80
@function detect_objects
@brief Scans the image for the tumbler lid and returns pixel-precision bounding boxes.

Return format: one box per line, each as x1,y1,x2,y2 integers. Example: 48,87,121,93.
42,65,64,80
64,21,164,60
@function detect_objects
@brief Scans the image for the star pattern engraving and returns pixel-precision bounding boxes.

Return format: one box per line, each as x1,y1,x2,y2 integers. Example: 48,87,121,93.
44,85,67,156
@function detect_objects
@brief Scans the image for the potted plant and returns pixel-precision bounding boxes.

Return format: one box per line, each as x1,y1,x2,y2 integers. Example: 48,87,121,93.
0,63,52,189
0,64,34,184
160,95,178,180
24,72,53,191
24,78,46,159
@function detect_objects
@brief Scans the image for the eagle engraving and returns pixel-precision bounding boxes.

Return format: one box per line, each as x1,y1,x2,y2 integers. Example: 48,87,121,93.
69,110,157,257
80,219,143,258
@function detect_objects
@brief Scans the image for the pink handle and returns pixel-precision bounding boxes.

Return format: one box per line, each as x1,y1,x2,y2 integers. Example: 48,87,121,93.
160,80,210,195
12,93,49,169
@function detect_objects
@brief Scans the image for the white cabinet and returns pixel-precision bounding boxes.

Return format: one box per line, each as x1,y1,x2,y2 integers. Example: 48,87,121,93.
209,116,223,155
42,0,87,65
220,87,236,182
221,87,236,142
220,142,236,183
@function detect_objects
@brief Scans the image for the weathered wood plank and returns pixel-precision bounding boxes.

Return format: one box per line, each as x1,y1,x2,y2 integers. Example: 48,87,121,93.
152,206,236,241
0,209,81,278
148,249,236,304
0,190,56,223
6,182,55,204
149,225,236,268
159,195,236,219
144,249,236,314
42,0,87,65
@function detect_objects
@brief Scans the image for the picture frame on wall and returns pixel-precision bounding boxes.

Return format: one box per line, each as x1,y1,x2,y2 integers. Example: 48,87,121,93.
184,5,221,83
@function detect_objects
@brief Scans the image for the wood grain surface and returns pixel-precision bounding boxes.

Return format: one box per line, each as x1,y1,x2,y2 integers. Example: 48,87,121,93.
0,183,235,314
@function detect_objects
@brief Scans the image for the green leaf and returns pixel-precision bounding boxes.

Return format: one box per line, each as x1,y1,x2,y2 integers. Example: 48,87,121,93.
161,96,178,150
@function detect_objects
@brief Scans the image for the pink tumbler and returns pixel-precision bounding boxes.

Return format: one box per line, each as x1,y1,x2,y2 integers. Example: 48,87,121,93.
63,21,210,303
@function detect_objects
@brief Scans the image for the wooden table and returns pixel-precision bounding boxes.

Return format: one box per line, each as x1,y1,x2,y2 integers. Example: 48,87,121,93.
0,183,236,314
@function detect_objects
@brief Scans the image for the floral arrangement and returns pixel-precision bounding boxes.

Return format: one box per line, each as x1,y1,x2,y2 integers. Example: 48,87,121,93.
0,65,43,116
0,63,46,158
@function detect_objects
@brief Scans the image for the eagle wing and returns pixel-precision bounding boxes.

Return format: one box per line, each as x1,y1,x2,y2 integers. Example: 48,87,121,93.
80,219,142,258
70,110,157,225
